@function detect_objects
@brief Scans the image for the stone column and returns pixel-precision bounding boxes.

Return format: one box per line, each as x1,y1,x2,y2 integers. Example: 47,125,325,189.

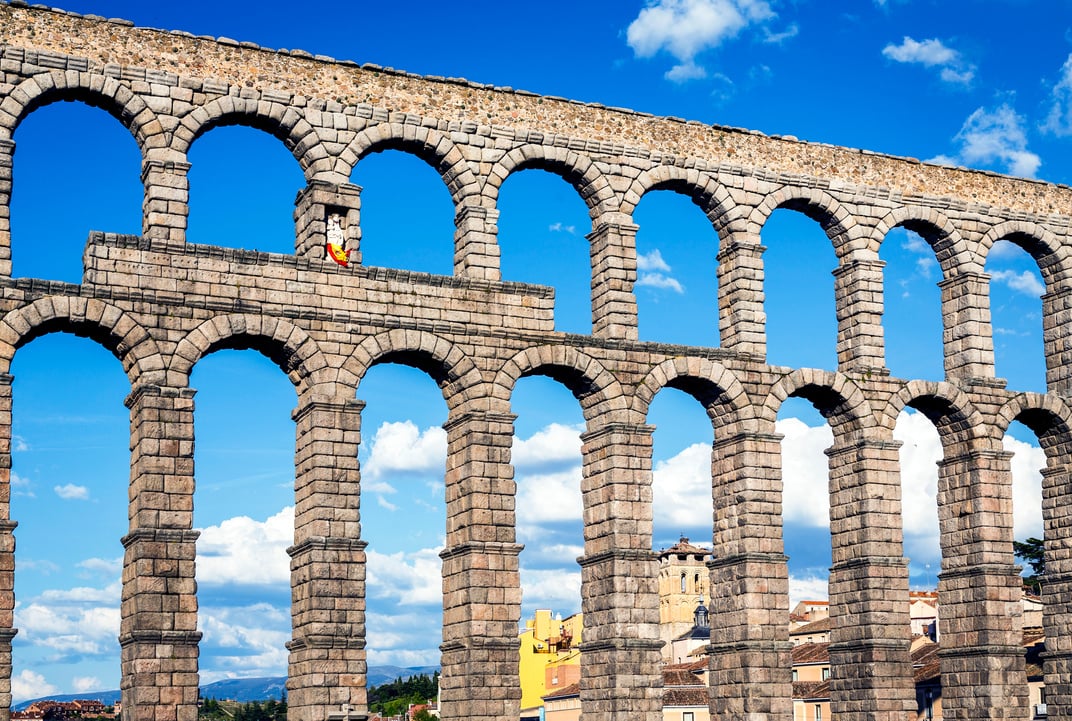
294,181,362,262
577,423,661,721
120,384,200,721
0,374,15,721
940,272,998,383
708,427,793,721
716,238,766,359
937,447,1027,720
1041,463,1072,720
587,221,639,341
833,257,887,374
288,396,367,721
1043,286,1072,394
439,409,522,721
825,437,915,720
454,205,500,281
0,139,12,278
142,159,190,244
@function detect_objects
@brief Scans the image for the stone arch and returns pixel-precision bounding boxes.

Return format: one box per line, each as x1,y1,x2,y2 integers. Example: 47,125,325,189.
492,344,630,424
0,296,165,385
484,144,616,222
345,329,486,414
170,314,331,394
747,185,862,259
0,70,160,150
979,219,1070,288
872,205,967,277
174,95,323,180
620,166,739,237
884,378,990,449
761,368,873,434
340,123,480,208
996,392,1072,451
634,356,754,433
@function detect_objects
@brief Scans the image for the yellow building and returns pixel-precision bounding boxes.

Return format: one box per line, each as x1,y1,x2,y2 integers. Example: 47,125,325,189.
519,609,583,716
658,537,711,658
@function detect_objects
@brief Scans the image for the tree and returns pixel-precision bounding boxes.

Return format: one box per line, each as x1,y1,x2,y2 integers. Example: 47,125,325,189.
1014,537,1045,593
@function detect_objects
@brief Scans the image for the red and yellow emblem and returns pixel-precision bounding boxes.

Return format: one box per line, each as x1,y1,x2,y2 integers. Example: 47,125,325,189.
326,241,351,267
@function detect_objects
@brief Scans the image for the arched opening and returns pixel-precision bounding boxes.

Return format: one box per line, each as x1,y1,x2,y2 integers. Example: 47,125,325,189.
357,362,446,713
192,349,295,693
498,170,593,335
761,208,838,370
10,333,129,704
1006,420,1045,597
632,191,719,346
512,375,584,715
11,101,141,283
350,149,455,275
881,227,944,382
647,385,715,666
187,125,304,254
985,238,1045,392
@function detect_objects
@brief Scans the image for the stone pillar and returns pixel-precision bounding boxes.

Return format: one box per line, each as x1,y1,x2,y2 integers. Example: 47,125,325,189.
0,139,12,278
825,437,915,720
142,159,190,244
120,384,200,721
439,409,522,721
587,221,639,341
1043,286,1072,395
1041,463,1072,720
577,423,661,721
454,205,500,281
940,272,998,383
0,374,15,721
708,427,792,721
288,396,367,721
716,238,766,359
833,257,887,374
294,181,362,262
937,447,1027,720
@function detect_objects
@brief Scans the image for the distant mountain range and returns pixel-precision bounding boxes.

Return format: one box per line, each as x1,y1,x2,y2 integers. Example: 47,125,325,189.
16,666,440,710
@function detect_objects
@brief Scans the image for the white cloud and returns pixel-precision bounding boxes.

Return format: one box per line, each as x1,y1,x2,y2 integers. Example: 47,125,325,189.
16,597,120,658
989,239,1022,260
54,483,89,500
950,105,1041,178
636,249,685,293
991,269,1045,296
362,421,446,491
882,37,974,85
511,423,582,471
653,442,712,528
521,567,582,611
12,669,57,703
548,222,577,234
377,495,399,511
364,610,441,667
77,556,123,577
637,272,686,294
1007,434,1045,542
198,602,289,679
197,507,292,587
778,417,833,528
72,676,101,694
788,574,828,609
516,468,584,527
366,545,444,606
626,0,779,83
1043,53,1072,136
638,249,673,273
13,436,28,452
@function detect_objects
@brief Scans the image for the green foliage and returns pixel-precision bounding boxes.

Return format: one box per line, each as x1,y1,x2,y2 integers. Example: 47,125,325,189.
367,672,439,715
1014,537,1045,593
199,696,287,721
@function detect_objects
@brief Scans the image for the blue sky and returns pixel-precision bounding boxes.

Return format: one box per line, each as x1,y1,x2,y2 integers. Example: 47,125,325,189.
3,0,1067,701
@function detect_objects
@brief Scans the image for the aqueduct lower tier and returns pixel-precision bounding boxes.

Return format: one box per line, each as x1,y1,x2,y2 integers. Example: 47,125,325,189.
2,4,1072,721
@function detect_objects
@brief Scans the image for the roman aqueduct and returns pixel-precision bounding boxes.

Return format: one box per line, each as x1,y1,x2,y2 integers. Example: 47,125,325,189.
2,3,1072,720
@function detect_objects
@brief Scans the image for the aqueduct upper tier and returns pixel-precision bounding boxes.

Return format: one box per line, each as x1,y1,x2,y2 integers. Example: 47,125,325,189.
2,3,1072,721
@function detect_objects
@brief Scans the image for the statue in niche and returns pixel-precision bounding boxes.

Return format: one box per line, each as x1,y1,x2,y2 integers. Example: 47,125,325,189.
325,211,351,267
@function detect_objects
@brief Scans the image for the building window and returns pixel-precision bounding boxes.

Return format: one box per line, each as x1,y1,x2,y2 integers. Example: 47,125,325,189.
821,667,830,681
792,669,798,682
815,704,822,720
683,714,694,721
681,573,687,592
